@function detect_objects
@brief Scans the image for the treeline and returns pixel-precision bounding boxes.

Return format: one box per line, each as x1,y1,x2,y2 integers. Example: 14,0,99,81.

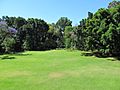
0,0,120,57
0,16,72,53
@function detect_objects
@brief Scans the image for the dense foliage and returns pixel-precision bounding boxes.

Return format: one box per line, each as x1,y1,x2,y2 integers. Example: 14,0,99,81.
0,17,72,53
0,0,120,57
76,1,120,56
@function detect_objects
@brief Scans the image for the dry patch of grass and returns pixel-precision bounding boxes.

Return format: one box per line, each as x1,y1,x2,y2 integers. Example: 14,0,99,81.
0,71,32,78
49,72,65,78
49,70,83,79
49,65,120,79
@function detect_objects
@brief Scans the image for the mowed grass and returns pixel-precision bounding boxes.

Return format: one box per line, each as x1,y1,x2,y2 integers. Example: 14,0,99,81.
0,50,120,90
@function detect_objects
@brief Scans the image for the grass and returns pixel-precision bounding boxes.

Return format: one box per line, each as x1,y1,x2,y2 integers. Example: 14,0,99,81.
0,50,120,90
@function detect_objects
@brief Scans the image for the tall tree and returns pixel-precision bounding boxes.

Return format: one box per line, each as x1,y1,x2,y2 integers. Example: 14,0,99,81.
56,17,72,48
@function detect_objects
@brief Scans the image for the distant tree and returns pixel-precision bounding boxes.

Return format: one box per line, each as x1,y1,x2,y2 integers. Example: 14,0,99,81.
22,18,49,51
45,23,57,49
64,26,73,48
14,17,26,29
56,17,72,32
0,21,17,53
22,24,34,50
56,17,72,48
88,12,93,19
108,0,120,8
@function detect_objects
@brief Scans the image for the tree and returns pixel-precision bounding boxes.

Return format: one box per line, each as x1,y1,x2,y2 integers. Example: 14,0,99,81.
56,17,72,48
88,12,93,19
0,21,17,53
76,1,120,56
22,18,49,51
14,17,26,29
22,24,34,50
45,23,57,49
64,26,73,48
108,0,120,8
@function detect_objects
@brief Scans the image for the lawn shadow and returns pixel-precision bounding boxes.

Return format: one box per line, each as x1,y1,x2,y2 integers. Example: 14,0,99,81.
81,52,94,56
0,52,32,60
0,55,16,60
13,53,32,56
114,57,120,61
81,52,120,61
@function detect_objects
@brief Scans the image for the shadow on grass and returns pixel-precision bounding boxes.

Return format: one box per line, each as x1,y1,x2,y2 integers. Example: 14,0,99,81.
81,52,120,61
81,52,94,56
13,53,32,56
0,52,32,60
114,57,120,61
0,55,16,60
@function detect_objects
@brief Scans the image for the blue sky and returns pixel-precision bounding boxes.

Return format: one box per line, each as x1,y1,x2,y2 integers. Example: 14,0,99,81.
0,0,113,25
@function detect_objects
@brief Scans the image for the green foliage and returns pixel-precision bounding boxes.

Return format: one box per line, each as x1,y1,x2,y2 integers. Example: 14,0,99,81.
0,21,16,53
77,2,120,56
2,38,16,53
56,17,72,48
108,0,120,8
64,26,73,48
56,17,72,32
22,24,34,50
22,18,49,51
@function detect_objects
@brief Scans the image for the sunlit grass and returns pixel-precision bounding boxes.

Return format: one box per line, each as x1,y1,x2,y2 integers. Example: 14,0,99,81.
0,50,120,90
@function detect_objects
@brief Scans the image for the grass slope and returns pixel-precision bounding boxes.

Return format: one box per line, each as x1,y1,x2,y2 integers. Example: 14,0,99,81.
0,50,120,90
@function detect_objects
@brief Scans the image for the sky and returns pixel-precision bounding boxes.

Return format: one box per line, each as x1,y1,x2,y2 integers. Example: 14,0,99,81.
0,0,113,25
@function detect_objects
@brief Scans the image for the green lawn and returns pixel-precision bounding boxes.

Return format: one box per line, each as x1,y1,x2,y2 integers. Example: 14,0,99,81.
0,50,120,90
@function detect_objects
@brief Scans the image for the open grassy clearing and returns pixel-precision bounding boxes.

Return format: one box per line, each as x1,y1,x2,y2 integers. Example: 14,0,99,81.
0,50,120,90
